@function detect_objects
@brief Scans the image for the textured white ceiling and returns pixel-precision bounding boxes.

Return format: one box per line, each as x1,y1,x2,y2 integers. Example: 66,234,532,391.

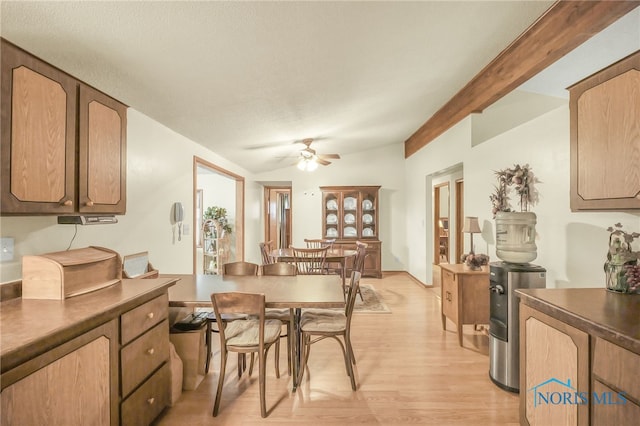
3,0,628,174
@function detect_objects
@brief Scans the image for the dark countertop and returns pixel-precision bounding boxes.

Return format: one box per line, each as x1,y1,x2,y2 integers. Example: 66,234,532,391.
516,288,640,355
0,277,179,373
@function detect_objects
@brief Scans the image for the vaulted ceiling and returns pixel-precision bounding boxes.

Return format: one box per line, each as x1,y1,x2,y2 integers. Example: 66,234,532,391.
1,1,637,173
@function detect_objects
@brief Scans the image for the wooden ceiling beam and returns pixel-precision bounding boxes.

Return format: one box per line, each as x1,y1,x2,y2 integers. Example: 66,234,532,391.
404,0,640,158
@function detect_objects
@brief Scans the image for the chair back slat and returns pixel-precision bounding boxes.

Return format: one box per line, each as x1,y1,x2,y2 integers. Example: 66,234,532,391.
290,246,328,275
222,261,259,276
304,238,335,249
345,272,362,320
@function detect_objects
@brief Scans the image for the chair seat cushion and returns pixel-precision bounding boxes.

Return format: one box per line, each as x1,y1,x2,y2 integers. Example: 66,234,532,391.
225,319,282,346
265,308,291,321
300,310,346,332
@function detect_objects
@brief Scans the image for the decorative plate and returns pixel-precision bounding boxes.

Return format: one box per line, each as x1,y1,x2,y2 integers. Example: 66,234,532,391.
326,199,338,210
363,227,374,237
363,213,373,224
344,197,357,210
326,228,338,237
326,213,338,224
344,226,357,237
363,199,373,210
344,213,356,224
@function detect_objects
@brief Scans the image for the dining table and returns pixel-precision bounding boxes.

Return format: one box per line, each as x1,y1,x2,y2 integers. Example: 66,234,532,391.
166,273,345,390
268,247,357,291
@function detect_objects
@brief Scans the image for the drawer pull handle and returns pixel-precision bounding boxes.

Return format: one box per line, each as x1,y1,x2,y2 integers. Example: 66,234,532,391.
147,348,155,355
147,397,155,405
147,312,154,319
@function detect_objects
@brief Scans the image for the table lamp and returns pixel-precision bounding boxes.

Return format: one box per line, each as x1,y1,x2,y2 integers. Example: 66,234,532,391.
462,216,482,254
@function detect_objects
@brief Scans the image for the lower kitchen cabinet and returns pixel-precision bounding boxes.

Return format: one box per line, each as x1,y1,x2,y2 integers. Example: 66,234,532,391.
0,279,176,426
1,320,119,426
518,288,640,426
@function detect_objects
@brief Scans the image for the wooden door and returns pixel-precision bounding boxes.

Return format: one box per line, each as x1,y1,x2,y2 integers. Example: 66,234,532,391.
1,39,77,214
264,187,291,250
78,84,127,214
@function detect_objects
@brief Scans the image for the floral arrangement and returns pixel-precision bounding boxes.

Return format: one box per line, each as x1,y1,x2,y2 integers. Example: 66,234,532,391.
605,223,639,293
204,206,233,235
460,253,490,271
490,164,539,218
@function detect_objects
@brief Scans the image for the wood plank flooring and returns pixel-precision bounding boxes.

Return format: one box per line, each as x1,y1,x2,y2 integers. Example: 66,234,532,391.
155,272,518,425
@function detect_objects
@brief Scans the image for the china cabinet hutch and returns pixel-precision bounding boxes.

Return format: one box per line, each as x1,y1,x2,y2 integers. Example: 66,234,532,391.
320,186,381,278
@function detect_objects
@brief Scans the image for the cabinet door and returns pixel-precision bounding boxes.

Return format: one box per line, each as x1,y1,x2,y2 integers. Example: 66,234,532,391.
569,51,640,211
519,304,589,426
360,187,378,239
78,84,127,214
1,40,76,214
323,191,340,239
342,189,359,239
1,320,118,426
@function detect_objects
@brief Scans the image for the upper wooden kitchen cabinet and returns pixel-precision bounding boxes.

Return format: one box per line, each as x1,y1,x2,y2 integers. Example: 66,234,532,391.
0,38,127,215
568,50,640,211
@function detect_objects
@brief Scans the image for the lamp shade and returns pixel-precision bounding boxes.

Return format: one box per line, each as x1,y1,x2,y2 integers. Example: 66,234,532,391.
462,216,481,233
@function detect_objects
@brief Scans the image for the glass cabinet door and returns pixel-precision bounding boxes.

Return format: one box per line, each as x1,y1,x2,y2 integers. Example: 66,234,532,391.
342,190,359,239
324,192,340,239
361,188,377,238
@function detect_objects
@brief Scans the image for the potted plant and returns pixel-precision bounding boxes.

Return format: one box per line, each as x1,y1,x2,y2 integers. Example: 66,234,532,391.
604,223,639,293
490,164,539,263
203,206,233,237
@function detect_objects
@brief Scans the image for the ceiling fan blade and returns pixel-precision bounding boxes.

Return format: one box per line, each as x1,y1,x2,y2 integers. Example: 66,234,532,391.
318,153,340,160
317,158,331,166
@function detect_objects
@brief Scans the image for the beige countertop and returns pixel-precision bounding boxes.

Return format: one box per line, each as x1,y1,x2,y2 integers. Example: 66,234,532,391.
0,277,178,373
516,287,640,355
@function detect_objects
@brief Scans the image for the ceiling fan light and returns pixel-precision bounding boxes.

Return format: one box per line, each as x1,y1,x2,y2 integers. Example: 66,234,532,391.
297,158,307,170
307,158,318,171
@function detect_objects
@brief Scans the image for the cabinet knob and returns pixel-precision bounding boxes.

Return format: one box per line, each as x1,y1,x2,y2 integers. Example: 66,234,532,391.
85,200,94,207
61,199,73,206
147,397,155,405
147,348,155,355
147,312,154,319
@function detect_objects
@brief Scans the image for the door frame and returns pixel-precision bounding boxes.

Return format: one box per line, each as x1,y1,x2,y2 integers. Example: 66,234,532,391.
263,186,292,250
193,156,245,274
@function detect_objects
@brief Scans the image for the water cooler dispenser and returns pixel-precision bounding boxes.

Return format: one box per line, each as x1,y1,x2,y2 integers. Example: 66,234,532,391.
489,261,546,392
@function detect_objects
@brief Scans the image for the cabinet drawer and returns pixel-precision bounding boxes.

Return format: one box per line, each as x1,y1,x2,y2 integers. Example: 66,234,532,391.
121,293,168,345
592,380,640,425
121,362,170,426
121,319,169,397
592,337,640,401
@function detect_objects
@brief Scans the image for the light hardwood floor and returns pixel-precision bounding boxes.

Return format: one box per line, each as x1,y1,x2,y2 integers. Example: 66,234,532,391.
155,272,518,425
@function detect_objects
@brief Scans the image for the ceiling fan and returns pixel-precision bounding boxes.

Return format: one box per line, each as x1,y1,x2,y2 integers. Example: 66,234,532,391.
296,138,340,171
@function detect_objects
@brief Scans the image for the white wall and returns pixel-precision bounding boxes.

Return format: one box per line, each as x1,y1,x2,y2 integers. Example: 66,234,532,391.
405,106,640,288
0,109,260,282
253,143,407,271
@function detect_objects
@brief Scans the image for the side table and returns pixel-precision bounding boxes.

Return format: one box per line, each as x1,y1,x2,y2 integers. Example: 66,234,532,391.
440,263,490,346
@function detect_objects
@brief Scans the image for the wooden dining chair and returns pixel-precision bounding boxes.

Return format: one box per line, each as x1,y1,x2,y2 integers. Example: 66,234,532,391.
202,261,260,375
222,261,260,276
348,241,368,300
297,271,362,390
259,241,274,265
261,262,297,375
290,246,328,275
305,238,337,274
210,292,282,417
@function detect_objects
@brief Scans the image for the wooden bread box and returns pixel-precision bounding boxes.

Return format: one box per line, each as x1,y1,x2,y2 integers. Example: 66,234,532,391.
22,246,122,299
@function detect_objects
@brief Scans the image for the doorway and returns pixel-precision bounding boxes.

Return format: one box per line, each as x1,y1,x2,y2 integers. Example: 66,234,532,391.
193,156,245,274
433,182,450,265
264,186,292,250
